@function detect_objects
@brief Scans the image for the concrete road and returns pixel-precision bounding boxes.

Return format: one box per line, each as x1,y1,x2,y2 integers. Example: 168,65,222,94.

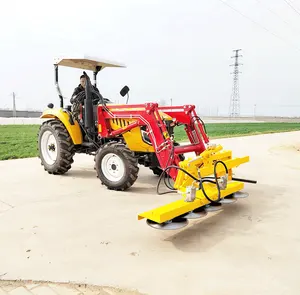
0,131,300,295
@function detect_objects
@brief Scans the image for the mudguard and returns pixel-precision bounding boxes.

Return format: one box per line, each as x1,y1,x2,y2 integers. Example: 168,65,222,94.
40,108,83,144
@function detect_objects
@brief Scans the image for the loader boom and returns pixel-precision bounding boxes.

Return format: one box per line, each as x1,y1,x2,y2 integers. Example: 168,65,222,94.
97,103,208,179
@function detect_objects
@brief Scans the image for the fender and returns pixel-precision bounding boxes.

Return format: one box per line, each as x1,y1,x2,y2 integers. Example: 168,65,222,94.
40,108,83,144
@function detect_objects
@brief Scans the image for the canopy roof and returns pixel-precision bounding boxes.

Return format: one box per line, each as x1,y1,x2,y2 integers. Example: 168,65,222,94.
54,55,126,71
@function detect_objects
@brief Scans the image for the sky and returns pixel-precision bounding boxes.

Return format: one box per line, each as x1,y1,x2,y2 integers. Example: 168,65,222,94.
1,0,300,117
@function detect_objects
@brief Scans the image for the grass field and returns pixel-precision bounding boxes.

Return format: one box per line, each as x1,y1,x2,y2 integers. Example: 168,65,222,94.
0,122,300,160
0,125,39,160
174,122,300,141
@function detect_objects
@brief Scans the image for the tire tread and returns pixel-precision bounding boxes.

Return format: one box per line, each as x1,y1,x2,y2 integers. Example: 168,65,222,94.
37,119,75,175
94,142,139,191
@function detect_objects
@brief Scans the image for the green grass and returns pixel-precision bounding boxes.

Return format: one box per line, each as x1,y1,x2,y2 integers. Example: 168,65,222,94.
0,122,300,160
0,125,39,160
174,122,300,142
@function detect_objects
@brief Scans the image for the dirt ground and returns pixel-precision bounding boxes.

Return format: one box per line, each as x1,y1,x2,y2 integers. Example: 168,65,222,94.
0,131,300,295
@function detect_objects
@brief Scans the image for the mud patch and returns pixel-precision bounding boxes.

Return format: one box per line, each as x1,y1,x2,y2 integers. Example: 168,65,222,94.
0,200,14,214
0,280,145,294
268,144,300,170
282,145,300,152
269,144,300,154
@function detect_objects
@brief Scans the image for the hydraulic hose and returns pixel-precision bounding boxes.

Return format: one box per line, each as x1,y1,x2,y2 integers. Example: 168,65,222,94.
198,160,228,203
156,160,229,204
231,177,257,184
156,165,200,195
191,115,207,134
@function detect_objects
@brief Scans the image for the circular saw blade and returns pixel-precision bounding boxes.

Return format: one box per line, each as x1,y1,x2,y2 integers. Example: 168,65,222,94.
234,191,249,199
205,202,223,212
219,195,237,204
146,217,189,230
181,207,208,219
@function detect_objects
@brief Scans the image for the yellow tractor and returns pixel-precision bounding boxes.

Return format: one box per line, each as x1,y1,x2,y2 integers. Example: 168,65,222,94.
38,56,256,230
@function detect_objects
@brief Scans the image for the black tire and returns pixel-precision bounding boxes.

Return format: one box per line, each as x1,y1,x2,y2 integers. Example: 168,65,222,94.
37,119,75,175
95,142,139,191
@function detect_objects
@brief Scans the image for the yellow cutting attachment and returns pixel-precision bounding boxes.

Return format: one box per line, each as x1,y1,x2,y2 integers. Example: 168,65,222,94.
138,144,250,224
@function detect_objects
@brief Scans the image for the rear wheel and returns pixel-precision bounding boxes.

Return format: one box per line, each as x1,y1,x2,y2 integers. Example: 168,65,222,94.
95,142,139,191
38,119,75,174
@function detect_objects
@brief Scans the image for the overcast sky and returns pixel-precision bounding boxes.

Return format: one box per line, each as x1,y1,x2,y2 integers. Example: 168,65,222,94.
1,0,300,117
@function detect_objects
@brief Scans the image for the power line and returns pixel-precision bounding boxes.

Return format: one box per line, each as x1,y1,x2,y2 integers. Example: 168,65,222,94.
217,0,300,52
283,0,300,17
255,0,300,36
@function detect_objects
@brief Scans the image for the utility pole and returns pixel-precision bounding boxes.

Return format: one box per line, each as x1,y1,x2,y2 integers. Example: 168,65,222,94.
12,92,17,117
229,49,242,117
170,98,173,106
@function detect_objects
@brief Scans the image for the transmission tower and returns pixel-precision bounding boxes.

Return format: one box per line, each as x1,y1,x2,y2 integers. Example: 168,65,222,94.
229,49,242,117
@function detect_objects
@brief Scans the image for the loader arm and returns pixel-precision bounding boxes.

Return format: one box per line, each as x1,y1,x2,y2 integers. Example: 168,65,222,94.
97,103,208,179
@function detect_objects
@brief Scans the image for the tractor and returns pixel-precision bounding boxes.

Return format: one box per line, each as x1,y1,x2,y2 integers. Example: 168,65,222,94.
38,56,256,230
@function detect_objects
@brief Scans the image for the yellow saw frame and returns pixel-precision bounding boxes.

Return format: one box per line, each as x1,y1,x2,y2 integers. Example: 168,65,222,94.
138,144,251,225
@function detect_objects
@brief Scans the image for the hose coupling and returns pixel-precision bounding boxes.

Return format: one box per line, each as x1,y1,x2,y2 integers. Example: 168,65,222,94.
185,181,197,202
218,175,228,190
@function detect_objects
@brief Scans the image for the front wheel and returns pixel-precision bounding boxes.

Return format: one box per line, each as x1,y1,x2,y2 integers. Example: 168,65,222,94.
95,142,139,191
